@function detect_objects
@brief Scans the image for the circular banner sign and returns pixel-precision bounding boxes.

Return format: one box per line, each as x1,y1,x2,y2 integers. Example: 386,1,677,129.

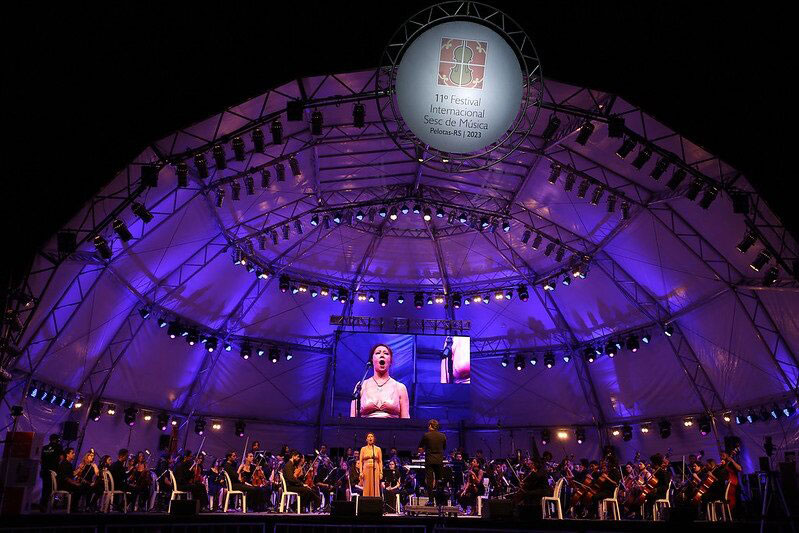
395,20,523,155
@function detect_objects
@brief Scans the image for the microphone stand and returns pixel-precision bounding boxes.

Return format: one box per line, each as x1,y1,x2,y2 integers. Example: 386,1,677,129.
352,360,373,418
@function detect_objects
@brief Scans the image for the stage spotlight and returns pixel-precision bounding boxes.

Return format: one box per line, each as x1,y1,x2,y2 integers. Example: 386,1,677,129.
232,137,246,161
575,122,594,145
275,162,286,182
472,295,482,304
205,337,218,353
529,355,538,366
463,296,471,305
235,420,246,437
176,161,189,187
269,348,280,363
89,402,102,421
269,120,284,145
193,153,209,178
663,324,674,337
514,354,525,371
746,409,757,423
338,288,349,303
93,235,112,259
501,355,509,368
575,427,585,444
584,346,595,363
658,419,671,439
750,249,770,272
180,324,190,337
285,351,293,361
650,158,670,180
699,185,718,209
482,294,490,304
270,230,278,245
607,195,617,213
257,347,266,357
543,279,556,291
157,413,169,431
548,163,561,185
605,341,617,358
167,322,180,339
665,168,687,191
555,247,565,262
541,115,560,140
261,169,271,188
288,156,301,177
544,242,555,257
279,275,290,293
685,178,703,201
309,214,320,227
562,275,571,286
784,403,796,417
214,187,226,208
74,398,83,409
458,212,468,223
631,147,652,170
517,284,529,302
722,412,732,424
423,208,433,222
107,404,116,416
616,137,636,159
389,207,398,221
368,293,376,303
242,174,255,196
427,295,434,305
241,344,251,360
396,293,404,304
311,110,323,136
194,418,206,435
590,187,604,206
436,207,445,218
448,212,456,224
378,206,387,218
622,424,633,442
683,417,694,428
124,407,137,427
699,415,711,435
531,234,542,251
544,352,555,368
621,201,631,220
735,413,744,425
186,329,199,346
736,231,757,253
626,335,640,353
113,219,133,242
557,430,569,440
494,290,505,301
332,212,343,224
250,128,265,153
505,289,513,300
378,290,388,307
562,353,571,363
138,307,151,320
641,332,651,344
452,293,462,309
576,179,590,199
640,423,651,434
212,144,227,170
764,267,779,286
353,102,365,128
541,430,550,445
563,172,576,192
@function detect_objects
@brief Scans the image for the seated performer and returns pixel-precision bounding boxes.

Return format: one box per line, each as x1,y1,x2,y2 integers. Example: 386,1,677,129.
383,460,402,512
458,458,484,515
173,450,209,509
282,450,322,511
515,458,551,517
237,452,268,511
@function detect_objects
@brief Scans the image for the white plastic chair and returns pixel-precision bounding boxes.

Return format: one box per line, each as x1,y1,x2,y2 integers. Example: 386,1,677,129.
542,477,565,519
653,479,672,521
47,470,72,514
279,472,300,513
709,482,732,522
599,485,620,520
222,470,246,513
167,470,190,513
100,469,128,513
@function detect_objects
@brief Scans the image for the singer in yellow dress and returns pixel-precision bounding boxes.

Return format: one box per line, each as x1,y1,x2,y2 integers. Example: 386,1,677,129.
358,432,383,497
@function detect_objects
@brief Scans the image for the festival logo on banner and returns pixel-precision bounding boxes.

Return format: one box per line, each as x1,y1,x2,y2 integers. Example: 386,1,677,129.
438,38,487,89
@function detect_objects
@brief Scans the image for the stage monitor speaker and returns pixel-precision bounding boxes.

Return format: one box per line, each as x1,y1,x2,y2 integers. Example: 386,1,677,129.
357,496,383,517
62,421,79,442
158,434,171,451
169,499,200,516
483,498,514,519
331,499,356,517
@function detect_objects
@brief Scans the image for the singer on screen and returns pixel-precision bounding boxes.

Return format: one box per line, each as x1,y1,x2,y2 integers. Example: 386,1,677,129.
351,344,410,418
440,336,470,384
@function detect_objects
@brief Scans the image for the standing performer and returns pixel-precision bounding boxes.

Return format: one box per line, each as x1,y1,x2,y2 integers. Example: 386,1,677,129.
419,419,447,505
351,344,410,418
359,432,383,497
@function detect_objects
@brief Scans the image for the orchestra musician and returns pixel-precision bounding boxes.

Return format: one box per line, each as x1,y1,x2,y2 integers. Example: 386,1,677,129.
75,449,101,510
57,447,86,511
237,451,268,511
721,445,741,513
351,344,410,418
128,451,151,511
173,450,209,510
282,450,322,511
382,460,402,512
458,458,484,515
109,449,130,494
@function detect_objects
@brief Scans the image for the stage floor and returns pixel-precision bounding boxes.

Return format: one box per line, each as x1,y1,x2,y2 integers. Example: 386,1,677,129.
0,511,777,533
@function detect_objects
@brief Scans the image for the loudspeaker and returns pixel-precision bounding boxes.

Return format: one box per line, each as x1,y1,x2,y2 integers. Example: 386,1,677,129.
62,421,79,442
158,434,171,451
330,499,356,517
483,498,514,519
169,499,200,516
357,496,383,517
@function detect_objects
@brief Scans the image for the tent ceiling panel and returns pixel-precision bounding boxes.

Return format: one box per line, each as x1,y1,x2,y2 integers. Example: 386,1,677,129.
757,290,799,360
459,295,557,347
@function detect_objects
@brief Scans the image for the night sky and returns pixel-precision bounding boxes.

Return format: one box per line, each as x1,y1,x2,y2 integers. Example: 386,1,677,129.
4,2,792,285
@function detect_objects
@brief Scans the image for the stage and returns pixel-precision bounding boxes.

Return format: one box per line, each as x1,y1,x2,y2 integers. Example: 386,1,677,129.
0,511,781,533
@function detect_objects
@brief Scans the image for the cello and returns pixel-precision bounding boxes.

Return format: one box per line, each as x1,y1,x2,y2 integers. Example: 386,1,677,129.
635,450,672,506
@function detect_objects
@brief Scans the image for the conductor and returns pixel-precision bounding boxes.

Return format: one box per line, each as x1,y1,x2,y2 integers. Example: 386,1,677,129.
419,419,447,505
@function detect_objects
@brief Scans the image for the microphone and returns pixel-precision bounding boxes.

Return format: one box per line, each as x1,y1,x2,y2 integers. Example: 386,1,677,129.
441,336,452,359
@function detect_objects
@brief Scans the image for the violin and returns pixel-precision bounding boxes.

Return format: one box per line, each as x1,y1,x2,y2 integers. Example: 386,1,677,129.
294,455,305,480
691,461,727,504
252,464,267,488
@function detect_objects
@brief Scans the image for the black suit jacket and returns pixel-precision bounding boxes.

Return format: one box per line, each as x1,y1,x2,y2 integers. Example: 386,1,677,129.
419,430,447,465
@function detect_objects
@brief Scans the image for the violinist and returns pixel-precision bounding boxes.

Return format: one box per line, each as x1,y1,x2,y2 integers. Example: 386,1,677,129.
174,450,209,510
516,458,551,517
207,458,225,511
237,452,267,511
129,451,151,511
57,447,85,511
458,458,484,515
76,449,101,510
282,450,322,511
110,449,130,493
383,460,402,512
95,455,113,504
